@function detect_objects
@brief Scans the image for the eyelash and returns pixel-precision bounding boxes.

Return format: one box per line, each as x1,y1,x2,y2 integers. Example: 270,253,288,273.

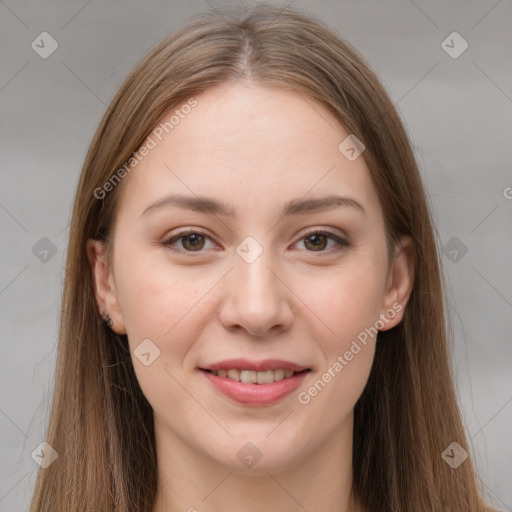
161,228,350,256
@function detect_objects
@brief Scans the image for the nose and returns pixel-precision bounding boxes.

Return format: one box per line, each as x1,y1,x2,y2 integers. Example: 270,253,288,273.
217,244,294,338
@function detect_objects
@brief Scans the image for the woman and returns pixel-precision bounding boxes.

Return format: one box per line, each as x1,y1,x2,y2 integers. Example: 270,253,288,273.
30,3,496,511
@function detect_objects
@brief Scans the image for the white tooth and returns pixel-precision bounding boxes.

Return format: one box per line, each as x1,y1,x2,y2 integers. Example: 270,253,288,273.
283,370,294,378
240,370,257,383
217,369,227,378
273,369,285,381
227,369,240,381
256,370,275,384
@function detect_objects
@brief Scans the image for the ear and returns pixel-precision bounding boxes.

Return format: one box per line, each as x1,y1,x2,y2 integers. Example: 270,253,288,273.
86,239,127,335
378,234,415,331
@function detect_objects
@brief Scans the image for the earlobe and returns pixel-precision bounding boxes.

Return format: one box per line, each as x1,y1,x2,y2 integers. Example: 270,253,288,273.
85,238,127,335
378,235,415,331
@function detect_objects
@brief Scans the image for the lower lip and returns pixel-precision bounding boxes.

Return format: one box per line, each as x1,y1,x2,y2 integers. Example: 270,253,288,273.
201,370,310,405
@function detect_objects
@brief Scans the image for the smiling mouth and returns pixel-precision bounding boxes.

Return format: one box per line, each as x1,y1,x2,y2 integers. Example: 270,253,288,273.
201,368,310,384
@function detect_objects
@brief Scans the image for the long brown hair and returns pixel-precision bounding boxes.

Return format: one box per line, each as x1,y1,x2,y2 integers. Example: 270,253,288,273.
30,4,494,511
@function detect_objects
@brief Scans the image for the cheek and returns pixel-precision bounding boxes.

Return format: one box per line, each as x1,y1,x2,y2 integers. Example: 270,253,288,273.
320,275,380,371
293,258,383,410
295,267,381,418
299,259,385,341
114,250,215,356
296,340,375,439
114,257,216,415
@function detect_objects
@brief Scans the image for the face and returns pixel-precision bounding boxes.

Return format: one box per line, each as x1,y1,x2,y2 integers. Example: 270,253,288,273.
87,82,413,474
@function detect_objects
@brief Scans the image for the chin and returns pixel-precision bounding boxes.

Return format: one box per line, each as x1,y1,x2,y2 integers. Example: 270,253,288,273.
202,432,308,474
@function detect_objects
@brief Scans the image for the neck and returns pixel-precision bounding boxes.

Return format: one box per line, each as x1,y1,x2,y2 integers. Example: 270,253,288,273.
152,412,360,512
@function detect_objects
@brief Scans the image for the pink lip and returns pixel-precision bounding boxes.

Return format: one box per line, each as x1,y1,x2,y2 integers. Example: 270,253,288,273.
201,369,310,405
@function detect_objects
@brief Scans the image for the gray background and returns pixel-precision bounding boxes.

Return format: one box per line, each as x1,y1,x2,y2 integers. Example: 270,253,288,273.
1,0,511,510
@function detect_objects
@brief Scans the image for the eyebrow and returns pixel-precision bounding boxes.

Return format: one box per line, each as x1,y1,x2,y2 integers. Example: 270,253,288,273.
139,193,366,219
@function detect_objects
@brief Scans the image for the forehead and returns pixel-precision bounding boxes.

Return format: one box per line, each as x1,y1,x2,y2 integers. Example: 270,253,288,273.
116,82,382,223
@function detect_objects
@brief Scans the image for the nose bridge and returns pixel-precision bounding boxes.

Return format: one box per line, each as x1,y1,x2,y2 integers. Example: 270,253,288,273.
218,236,292,336
236,244,276,300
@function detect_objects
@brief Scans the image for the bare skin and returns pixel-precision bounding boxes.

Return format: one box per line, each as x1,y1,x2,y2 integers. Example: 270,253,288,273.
87,82,414,512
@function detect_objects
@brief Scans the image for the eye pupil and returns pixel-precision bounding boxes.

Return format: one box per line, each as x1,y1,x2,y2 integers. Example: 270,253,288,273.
305,234,327,251
183,233,205,250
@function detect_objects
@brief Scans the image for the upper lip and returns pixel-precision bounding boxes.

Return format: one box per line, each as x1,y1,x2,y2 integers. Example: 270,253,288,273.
200,358,310,372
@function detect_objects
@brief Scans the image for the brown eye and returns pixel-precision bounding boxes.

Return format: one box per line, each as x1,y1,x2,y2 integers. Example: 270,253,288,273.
304,233,328,251
163,231,214,252
181,233,205,251
296,230,350,254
